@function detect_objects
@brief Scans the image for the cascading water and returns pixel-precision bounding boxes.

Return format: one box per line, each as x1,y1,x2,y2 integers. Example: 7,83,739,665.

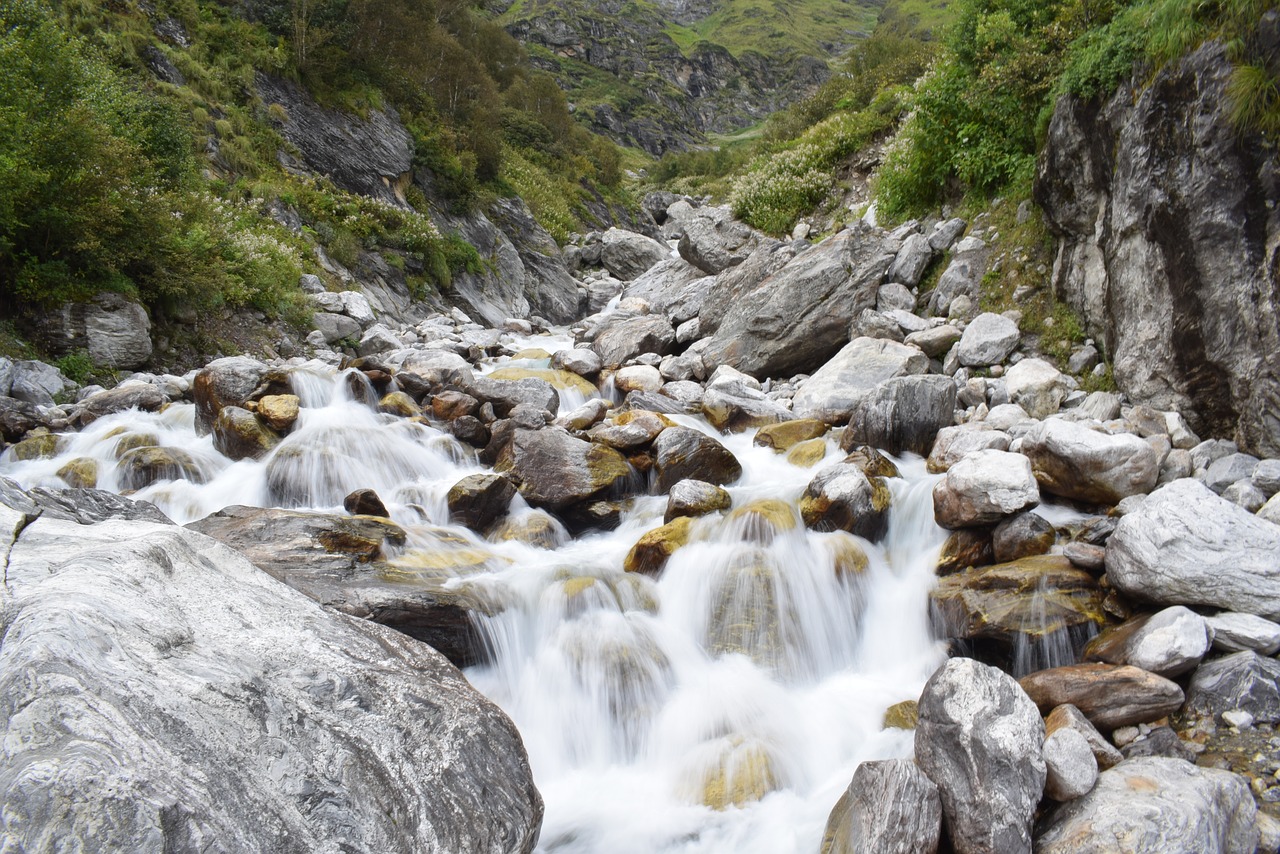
0,333,952,853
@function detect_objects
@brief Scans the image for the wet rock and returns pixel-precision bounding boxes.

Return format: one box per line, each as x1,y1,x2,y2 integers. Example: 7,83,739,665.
791,337,929,424
933,449,1040,529
624,516,693,576
820,758,942,854
689,736,780,810
915,657,1046,854
78,383,168,425
212,406,279,461
56,457,98,489
840,375,958,457
1043,726,1098,801
992,512,1055,562
1035,758,1258,854
343,488,389,518
551,347,603,378
701,382,792,432
665,479,732,522
1018,663,1184,729
957,313,1020,367
464,375,559,419
1045,704,1124,770
449,415,490,448
786,438,829,467
652,427,742,493
1005,358,1070,418
905,324,962,358
1083,606,1212,678
117,446,207,491
376,391,419,418
936,528,994,575
1106,479,1280,617
753,419,828,452
1121,726,1196,762
6,433,62,462
495,427,634,513
613,365,663,393
0,503,541,853
192,356,268,436
1022,419,1159,505
256,393,300,432
489,510,567,550
1184,651,1280,725
432,390,481,421
489,366,599,399
592,315,676,369
800,463,891,542
588,410,671,450
556,397,610,431
600,227,668,280
0,396,43,442
1205,612,1280,655
447,473,517,532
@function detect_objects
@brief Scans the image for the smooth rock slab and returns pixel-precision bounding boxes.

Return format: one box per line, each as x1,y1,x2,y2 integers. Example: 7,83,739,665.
1035,757,1258,854
1106,478,1280,618
1042,727,1098,801
915,657,1046,854
1205,612,1280,655
957,312,1020,367
820,759,942,854
791,337,929,424
0,508,542,854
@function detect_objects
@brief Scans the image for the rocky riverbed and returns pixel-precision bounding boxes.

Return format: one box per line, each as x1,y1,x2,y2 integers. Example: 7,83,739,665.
4,199,1280,852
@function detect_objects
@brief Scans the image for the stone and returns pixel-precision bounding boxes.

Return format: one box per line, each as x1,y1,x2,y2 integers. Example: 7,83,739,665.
447,473,517,531
936,528,994,575
877,282,917,312
0,396,45,442
675,204,758,275
791,337,929,424
192,356,268,436
6,433,62,461
587,410,671,450
1120,726,1196,762
1018,663,1184,730
665,479,732,523
1262,492,1280,526
1204,452,1261,494
1083,606,1212,678
929,217,967,251
613,365,663,393
551,348,603,378
883,700,919,730
1184,651,1280,725
56,457,98,490
1035,758,1258,854
1043,727,1098,801
957,313,1021,367
914,657,1046,854
1021,419,1159,505
1005,358,1070,418
800,463,892,542
257,394,300,432
624,516,693,576
117,446,207,491
905,324,962,358
556,398,610,431
9,360,66,407
929,251,985,317
1105,478,1280,617
1253,458,1280,497
343,488,389,518
357,323,402,356
1045,704,1124,770
340,290,375,326
487,367,597,399
992,512,1055,562
1205,612,1280,655
314,311,362,344
820,759,943,854
489,510,566,550
753,419,828,452
1062,541,1106,572
1223,479,1267,512
932,449,1040,528
211,406,279,461
840,375,958,457
927,424,1011,473
0,502,541,853
851,308,905,342
600,227,669,280
592,315,676,369
701,383,792,433
887,233,934,287
495,427,634,513
464,375,559,419
77,383,168,424
652,427,743,493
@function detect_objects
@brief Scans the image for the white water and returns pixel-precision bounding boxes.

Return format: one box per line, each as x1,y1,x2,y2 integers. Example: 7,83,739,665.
0,335,951,853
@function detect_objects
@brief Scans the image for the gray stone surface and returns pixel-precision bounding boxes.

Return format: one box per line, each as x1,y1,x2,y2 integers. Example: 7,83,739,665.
9,360,67,408
840,375,958,457
652,426,742,493
1022,419,1159,505
800,462,890,542
1035,758,1258,854
887,232,934,287
1042,727,1098,802
1204,453,1261,494
791,337,929,424
915,657,1046,854
1206,612,1280,655
820,759,942,854
1005,358,1070,419
927,424,1011,473
1106,478,1280,617
932,449,1040,529
495,427,634,512
600,227,669,281
675,204,758,275
957,313,1020,367
192,356,269,436
1117,605,1213,678
592,315,677,369
46,292,153,369
1185,651,1280,725
0,500,542,854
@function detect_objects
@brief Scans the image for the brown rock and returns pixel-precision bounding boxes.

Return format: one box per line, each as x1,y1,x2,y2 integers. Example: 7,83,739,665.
447,473,517,531
118,446,207,491
56,457,98,489
624,516,694,576
1044,704,1125,770
1018,663,1185,730
842,445,901,479
258,394,301,432
343,488,390,518
936,528,994,575
883,700,919,730
992,512,1055,562
753,419,828,452
432,390,480,420
212,406,280,461
378,391,421,418
786,438,828,467
652,426,742,493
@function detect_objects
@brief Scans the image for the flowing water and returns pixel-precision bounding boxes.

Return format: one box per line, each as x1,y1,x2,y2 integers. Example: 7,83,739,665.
1,334,952,853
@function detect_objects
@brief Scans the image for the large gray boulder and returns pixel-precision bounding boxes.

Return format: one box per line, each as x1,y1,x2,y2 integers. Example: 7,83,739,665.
0,499,543,853
1106,478,1280,617
956,312,1020,367
600,228,669,281
1021,419,1159,505
46,292,153,369
494,427,634,512
932,449,1040,529
839,375,957,457
676,204,759,274
1035,37,1280,456
886,232,934,287
791,337,929,424
652,426,742,493
927,424,1011,473
820,759,942,854
592,315,676,369
1184,650,1280,725
698,224,895,378
622,257,710,323
1036,758,1258,854
915,658,1046,854
9,360,67,408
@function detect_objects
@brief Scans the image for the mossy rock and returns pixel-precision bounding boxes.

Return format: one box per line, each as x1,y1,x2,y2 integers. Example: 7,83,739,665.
489,510,566,549
212,406,280,461
706,549,783,668
786,438,829,468
725,499,798,545
378,391,421,418
843,445,901,479
624,516,693,576
512,348,553,362
754,419,828,453
258,394,301,432
489,366,598,397
937,528,995,575
824,531,870,581
112,432,159,459
117,446,207,490
56,457,99,489
695,737,781,810
9,433,62,461
883,699,919,730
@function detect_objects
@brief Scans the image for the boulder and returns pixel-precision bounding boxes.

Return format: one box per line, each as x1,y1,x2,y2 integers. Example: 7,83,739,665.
0,396,43,442
957,313,1020,367
447,473,517,531
1035,758,1258,854
1203,452,1260,494
551,348,603,378
676,205,758,275
495,427,634,512
1042,727,1098,801
211,406,279,461
839,375,957,457
1018,663,1184,730
9,360,66,407
117,446,207,491
820,759,943,854
905,324,962,358
1021,419,1159,505
1083,606,1212,678
1045,703,1124,770
800,463,892,542
927,424,1011,473
343,488,389,518
1005,358,1070,418
78,383,168,424
1,501,542,853
623,516,693,576
600,227,669,280
4,480,172,525
914,657,1046,854
45,292,153,369
314,311,363,344
587,410,671,450
192,356,268,436
1105,478,1280,617
592,315,676,369
698,225,895,378
665,479,732,522
258,393,301,432
886,233,934,287
753,419,828,452
791,337,929,424
992,512,1055,562
1184,650,1280,725
652,427,743,493
932,449,1040,528
464,375,559,419
1205,612,1280,655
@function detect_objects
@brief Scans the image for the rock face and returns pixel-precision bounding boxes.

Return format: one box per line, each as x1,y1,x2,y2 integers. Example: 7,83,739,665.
1021,419,1159,505
699,225,895,378
45,292,153,369
1106,478,1280,617
1036,758,1258,854
821,759,942,854
1035,36,1280,456
0,499,542,853
914,658,1046,854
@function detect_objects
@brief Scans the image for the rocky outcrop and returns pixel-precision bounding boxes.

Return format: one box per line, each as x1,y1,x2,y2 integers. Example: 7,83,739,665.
0,496,542,853
1035,34,1280,455
43,292,153,369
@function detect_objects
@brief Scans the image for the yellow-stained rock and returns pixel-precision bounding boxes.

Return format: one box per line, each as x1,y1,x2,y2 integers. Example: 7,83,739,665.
378,391,421,418
489,510,567,550
258,394,301,431
843,445,901,479
8,433,62,461
883,699,919,730
489,366,598,397
786,438,829,468
937,528,995,575
693,737,781,810
56,457,98,489
624,516,693,576
112,432,159,459
512,348,552,362
754,419,829,452
726,499,798,545
824,531,870,581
